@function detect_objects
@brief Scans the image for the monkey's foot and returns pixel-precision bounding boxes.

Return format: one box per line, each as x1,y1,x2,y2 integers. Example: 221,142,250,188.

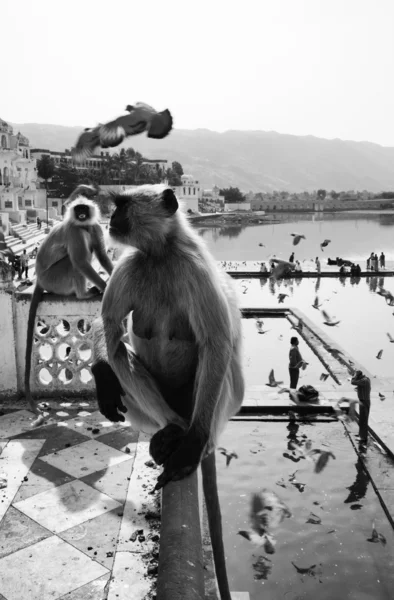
150,424,185,466
154,434,204,490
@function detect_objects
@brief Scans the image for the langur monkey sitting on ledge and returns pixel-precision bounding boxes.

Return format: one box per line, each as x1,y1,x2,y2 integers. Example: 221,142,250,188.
25,186,113,416
91,184,245,600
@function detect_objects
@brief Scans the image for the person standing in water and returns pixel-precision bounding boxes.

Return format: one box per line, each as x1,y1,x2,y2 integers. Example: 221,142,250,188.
379,252,385,269
289,336,304,390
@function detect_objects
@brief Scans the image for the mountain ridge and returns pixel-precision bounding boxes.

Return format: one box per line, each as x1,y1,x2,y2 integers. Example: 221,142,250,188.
10,121,394,193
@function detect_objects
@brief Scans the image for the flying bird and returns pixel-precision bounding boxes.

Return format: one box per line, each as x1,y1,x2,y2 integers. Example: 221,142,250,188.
72,103,173,161
320,373,329,381
320,239,331,251
278,293,289,304
376,349,383,360
291,233,306,246
321,309,340,327
387,333,394,343
258,243,265,247
379,392,386,401
217,447,238,467
367,521,387,546
312,295,322,309
238,489,292,554
266,369,283,388
306,512,322,525
291,320,304,334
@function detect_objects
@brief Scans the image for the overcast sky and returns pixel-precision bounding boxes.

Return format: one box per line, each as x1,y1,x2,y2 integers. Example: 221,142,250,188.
3,0,394,146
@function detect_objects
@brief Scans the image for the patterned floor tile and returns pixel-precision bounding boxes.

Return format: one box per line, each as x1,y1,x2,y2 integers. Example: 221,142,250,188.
96,427,139,451
56,410,131,439
80,460,135,504
57,574,110,600
39,439,133,478
60,507,123,570
0,439,45,523
0,506,52,559
11,423,91,457
14,480,121,534
0,410,46,439
107,552,153,600
0,535,108,600
13,458,75,502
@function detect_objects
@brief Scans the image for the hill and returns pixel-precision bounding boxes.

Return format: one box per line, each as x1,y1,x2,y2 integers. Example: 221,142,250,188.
11,122,394,192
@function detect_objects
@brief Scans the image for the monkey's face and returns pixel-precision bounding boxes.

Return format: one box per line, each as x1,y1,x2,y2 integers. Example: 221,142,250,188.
109,186,179,251
74,204,91,222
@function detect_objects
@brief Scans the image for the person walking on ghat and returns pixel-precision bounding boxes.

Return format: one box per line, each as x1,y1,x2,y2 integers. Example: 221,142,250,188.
289,336,304,390
379,252,385,269
20,249,29,280
36,216,41,230
351,370,371,446
289,252,295,263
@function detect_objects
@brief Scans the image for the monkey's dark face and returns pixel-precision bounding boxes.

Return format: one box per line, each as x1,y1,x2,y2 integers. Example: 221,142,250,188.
74,204,91,222
109,187,179,250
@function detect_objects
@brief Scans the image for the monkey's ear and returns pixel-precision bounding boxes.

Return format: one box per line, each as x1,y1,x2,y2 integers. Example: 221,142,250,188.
161,189,178,215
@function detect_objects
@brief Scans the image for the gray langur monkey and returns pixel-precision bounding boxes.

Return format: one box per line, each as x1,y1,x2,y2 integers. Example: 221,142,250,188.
25,189,113,416
91,184,245,600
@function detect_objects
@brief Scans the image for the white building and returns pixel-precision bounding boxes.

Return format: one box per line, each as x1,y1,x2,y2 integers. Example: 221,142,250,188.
0,117,44,225
200,186,224,212
172,174,202,212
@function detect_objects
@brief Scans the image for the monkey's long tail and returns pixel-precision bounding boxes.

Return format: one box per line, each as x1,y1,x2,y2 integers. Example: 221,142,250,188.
24,284,43,415
201,452,232,600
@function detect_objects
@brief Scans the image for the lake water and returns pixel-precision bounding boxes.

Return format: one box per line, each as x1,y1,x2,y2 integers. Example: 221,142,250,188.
196,213,394,379
217,419,394,600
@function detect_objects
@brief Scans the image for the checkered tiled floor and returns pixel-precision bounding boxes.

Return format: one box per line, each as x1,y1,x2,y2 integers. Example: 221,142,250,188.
0,402,161,600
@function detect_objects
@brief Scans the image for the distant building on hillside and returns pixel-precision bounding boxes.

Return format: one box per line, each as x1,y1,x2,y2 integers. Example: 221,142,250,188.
31,148,108,172
199,186,224,212
172,174,202,212
0,117,44,224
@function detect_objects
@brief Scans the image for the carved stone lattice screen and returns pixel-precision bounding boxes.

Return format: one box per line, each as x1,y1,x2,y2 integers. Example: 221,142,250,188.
32,315,94,394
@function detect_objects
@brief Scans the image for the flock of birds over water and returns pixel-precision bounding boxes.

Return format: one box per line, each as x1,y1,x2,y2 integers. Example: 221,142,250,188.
217,230,390,583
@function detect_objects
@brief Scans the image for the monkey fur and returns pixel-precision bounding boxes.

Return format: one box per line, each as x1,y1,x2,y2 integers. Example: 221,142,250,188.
91,184,244,600
25,190,113,415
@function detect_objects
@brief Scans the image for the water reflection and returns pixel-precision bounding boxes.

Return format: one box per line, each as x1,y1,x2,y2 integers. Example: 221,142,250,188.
344,457,370,505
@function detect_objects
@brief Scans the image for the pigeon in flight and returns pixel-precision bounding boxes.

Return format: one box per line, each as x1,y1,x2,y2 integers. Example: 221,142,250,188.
266,369,283,387
72,103,173,161
322,309,340,327
291,233,306,246
320,239,331,251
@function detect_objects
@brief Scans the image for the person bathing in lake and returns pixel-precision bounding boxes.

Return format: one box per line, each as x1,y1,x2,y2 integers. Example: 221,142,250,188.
351,370,371,447
289,336,304,390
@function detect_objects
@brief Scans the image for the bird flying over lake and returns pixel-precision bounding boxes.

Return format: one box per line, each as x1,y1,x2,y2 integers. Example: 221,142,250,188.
217,447,238,467
72,103,173,161
376,349,383,360
322,309,340,327
291,320,304,334
312,295,322,309
320,373,329,381
266,369,283,387
379,392,386,401
278,293,289,304
238,489,292,554
291,233,306,246
258,243,265,247
387,333,394,343
320,239,331,251
367,521,387,546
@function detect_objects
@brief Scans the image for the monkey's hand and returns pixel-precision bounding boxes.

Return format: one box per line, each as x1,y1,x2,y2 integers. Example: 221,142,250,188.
153,428,204,490
91,360,127,422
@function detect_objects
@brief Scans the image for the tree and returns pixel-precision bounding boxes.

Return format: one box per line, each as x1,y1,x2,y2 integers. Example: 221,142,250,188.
172,161,184,177
317,189,326,200
219,187,246,203
330,190,340,200
37,155,55,231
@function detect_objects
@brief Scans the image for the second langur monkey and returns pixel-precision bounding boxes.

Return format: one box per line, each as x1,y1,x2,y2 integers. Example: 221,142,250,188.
25,190,113,416
91,185,245,600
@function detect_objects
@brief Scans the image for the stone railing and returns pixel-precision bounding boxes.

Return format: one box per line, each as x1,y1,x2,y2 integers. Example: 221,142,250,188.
0,285,102,399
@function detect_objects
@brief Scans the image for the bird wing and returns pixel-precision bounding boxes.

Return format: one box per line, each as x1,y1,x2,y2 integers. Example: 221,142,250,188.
387,333,394,342
147,109,173,139
321,309,331,322
268,369,275,385
72,127,102,161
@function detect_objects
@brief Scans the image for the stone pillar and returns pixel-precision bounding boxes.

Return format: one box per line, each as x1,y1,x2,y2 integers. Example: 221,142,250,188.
0,264,18,398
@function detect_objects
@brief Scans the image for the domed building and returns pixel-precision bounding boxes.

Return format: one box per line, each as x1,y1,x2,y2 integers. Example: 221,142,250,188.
171,174,202,212
0,118,42,230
